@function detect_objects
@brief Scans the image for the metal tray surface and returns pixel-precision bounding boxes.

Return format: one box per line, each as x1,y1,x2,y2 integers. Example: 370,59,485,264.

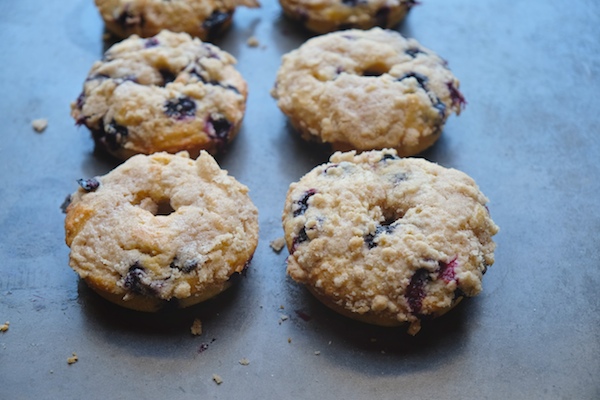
1,0,599,398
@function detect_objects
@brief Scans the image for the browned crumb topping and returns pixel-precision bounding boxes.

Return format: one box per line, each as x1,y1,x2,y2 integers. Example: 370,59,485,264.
32,119,48,132
246,36,260,47
212,374,223,385
67,353,78,364
190,318,203,336
269,237,286,252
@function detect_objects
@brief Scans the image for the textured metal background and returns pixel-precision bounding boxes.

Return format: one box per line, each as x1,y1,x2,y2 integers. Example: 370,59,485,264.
1,1,599,398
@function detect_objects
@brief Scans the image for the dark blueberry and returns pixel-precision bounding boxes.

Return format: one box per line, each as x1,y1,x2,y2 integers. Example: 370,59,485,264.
206,115,232,147
364,220,397,249
116,6,144,29
293,189,317,217
164,96,196,120
342,0,360,6
77,178,100,192
60,194,72,213
159,69,176,85
405,47,426,58
202,10,232,38
438,257,458,283
85,73,110,82
375,6,390,27
123,262,157,296
381,153,400,162
433,98,447,118
145,37,160,48
207,79,240,94
100,119,129,150
170,257,200,273
291,227,309,253
406,268,429,314
397,72,429,91
447,82,467,109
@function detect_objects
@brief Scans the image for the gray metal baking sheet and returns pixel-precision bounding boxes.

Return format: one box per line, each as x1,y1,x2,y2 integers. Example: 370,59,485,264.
1,1,599,398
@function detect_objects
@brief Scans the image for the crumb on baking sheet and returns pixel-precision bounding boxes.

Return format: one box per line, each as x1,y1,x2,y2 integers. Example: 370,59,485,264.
32,119,48,133
247,36,259,47
239,358,250,366
278,314,289,325
0,321,9,332
270,237,285,252
314,351,321,356
287,337,292,343
191,318,202,336
212,374,223,385
67,352,78,364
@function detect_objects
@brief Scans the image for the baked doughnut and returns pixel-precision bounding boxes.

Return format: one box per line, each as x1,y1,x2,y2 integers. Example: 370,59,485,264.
71,30,248,160
64,151,259,312
282,149,498,335
271,28,466,157
279,0,416,34
95,0,260,40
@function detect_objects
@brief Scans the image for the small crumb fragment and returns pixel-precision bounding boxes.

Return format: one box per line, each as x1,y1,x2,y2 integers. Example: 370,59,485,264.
270,237,286,253
279,314,289,324
67,353,78,364
190,318,203,336
279,304,285,310
246,36,260,47
212,374,223,385
239,358,250,366
32,119,48,133
0,321,9,332
288,337,292,343
314,351,321,356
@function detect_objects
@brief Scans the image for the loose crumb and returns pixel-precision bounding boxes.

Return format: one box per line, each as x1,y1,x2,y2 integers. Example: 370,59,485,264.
239,358,250,366
288,337,292,343
0,321,9,332
279,314,289,324
279,304,285,310
67,353,78,365
314,351,321,356
246,36,260,47
32,119,48,133
270,237,285,252
190,318,203,336
212,374,223,385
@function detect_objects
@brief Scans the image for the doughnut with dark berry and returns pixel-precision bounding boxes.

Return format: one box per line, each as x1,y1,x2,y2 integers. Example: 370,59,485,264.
95,0,260,40
71,30,248,160
271,28,466,157
282,149,498,335
64,151,259,312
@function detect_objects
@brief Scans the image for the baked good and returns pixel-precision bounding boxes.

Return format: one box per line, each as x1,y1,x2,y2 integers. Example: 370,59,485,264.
71,30,248,160
271,28,466,157
95,0,260,40
282,149,498,334
64,151,259,312
279,0,416,34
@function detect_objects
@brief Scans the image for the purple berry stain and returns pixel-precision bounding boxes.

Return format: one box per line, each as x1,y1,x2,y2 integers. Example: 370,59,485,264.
293,189,317,217
123,262,157,296
77,178,100,192
164,96,196,120
206,115,232,148
447,82,467,110
291,227,309,253
438,256,458,283
406,268,429,314
295,310,312,321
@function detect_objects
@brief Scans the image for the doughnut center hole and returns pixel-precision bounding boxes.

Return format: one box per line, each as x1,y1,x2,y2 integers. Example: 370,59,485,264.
155,200,175,216
361,63,390,77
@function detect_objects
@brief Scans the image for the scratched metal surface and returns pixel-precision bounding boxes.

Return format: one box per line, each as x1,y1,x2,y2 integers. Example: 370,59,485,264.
0,1,599,398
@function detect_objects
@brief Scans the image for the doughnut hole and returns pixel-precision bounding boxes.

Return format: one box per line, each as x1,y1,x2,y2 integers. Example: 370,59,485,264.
133,195,176,216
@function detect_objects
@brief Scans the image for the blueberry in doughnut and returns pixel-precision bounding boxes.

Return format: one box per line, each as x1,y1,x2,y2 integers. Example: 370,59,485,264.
64,151,259,312
282,149,498,335
71,30,249,160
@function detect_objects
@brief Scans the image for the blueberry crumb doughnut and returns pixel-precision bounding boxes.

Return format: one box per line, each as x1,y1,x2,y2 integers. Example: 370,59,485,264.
282,149,498,335
271,28,466,157
64,151,259,312
279,0,417,34
71,30,248,160
95,0,260,40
